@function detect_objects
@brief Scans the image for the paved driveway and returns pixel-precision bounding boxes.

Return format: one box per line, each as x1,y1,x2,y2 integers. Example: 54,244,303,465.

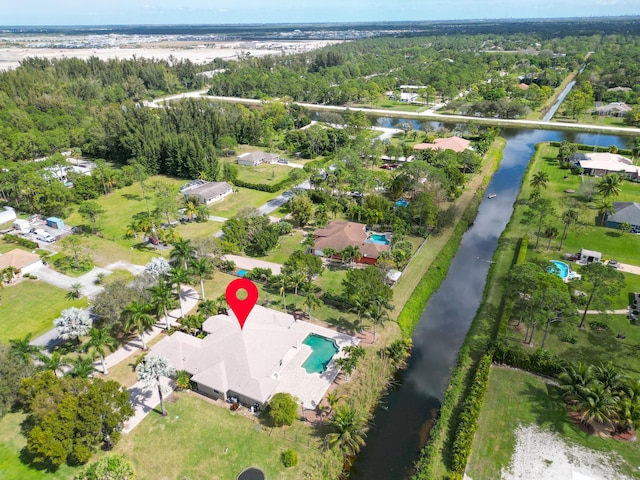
31,265,111,297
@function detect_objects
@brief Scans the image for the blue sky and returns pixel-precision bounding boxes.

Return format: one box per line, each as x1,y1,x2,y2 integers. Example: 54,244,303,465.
2,0,638,25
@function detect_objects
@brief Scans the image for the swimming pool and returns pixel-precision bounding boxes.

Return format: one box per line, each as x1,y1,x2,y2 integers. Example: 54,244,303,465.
237,269,248,277
549,260,569,280
366,233,390,245
395,200,408,207
302,334,339,374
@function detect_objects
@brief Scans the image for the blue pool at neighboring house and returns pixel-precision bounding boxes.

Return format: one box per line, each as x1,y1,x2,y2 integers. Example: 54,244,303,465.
237,269,248,277
395,200,409,207
366,233,391,245
550,260,569,280
302,334,339,374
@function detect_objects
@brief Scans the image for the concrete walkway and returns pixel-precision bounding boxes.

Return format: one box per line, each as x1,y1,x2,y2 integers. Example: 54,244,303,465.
31,264,111,298
616,262,640,275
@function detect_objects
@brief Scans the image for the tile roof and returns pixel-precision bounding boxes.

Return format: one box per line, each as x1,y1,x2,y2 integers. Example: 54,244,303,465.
0,248,41,270
413,136,471,153
313,221,389,259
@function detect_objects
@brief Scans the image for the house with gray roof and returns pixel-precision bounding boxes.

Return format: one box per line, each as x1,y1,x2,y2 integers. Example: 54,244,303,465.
593,102,632,117
237,151,280,166
181,181,233,205
606,202,640,234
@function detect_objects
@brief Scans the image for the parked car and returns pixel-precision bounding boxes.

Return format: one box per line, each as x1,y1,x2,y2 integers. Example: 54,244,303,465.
34,229,54,243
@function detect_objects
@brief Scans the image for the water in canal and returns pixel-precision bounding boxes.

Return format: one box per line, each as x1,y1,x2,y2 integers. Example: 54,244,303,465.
348,126,632,479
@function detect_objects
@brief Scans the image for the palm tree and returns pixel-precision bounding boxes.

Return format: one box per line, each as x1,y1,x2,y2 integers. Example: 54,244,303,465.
170,238,196,270
596,173,622,198
122,301,156,350
214,294,228,315
575,382,618,428
543,225,559,251
190,257,213,300
597,198,615,226
287,270,307,310
66,356,95,378
148,277,175,329
530,171,550,190
36,351,65,377
559,208,579,251
197,299,217,318
340,245,362,267
2,266,18,284
593,362,624,397
326,405,368,456
9,333,41,363
619,222,632,234
66,282,82,300
169,266,191,319
270,275,288,313
366,297,393,343
84,327,118,375
303,291,323,319
136,355,175,417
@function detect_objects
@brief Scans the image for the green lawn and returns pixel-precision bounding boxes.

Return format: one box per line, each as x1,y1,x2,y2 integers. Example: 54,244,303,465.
508,313,640,377
114,392,321,480
208,187,282,219
512,144,640,264
255,231,305,264
0,280,87,343
0,412,80,480
467,367,640,479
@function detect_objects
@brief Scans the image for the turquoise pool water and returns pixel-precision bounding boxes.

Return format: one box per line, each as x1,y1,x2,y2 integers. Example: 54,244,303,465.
366,233,390,245
549,260,569,280
237,269,248,277
395,200,408,207
302,334,339,374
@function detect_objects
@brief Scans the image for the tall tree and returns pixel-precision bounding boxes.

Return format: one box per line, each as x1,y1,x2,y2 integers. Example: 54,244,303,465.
83,328,118,375
78,200,106,234
148,278,175,329
122,301,155,350
597,198,615,226
559,208,579,251
169,266,191,319
529,171,550,191
170,238,196,270
596,173,622,198
578,262,625,328
136,355,175,417
190,257,213,300
326,405,368,456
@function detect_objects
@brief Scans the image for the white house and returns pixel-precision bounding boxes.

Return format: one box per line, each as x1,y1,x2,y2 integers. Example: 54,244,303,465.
0,248,43,276
237,151,280,167
573,152,639,180
181,181,233,205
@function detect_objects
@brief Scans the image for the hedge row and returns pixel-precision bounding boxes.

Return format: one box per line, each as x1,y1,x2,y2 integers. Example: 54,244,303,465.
4,233,38,250
492,340,565,377
232,176,297,193
548,141,632,157
513,234,528,265
450,352,493,476
412,346,473,480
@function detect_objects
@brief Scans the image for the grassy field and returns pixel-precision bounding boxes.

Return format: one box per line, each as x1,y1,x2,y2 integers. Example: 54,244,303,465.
208,187,283,219
256,230,305,264
0,280,87,343
466,367,640,479
114,392,321,480
508,144,640,265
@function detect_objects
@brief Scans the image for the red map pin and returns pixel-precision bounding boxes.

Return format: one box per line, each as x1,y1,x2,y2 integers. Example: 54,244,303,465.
225,278,259,330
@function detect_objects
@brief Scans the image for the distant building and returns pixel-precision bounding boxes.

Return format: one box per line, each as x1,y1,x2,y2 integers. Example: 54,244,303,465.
237,151,281,167
606,202,640,233
573,152,639,180
399,92,418,102
607,86,632,93
413,136,471,153
0,206,17,225
181,180,233,205
0,248,43,276
593,102,632,117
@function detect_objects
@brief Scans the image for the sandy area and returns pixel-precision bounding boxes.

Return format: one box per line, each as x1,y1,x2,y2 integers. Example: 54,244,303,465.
0,40,335,71
498,425,635,480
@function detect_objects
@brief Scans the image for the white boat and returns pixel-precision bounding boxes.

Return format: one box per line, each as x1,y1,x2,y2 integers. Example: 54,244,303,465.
487,194,497,199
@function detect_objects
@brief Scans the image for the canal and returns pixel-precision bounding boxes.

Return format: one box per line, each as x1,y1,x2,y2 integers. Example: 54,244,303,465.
348,125,633,479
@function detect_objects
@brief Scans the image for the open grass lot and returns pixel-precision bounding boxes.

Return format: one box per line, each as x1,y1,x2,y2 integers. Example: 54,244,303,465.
208,187,282,219
0,280,87,343
0,411,80,480
255,230,305,264
512,144,640,265
114,392,320,480
467,367,640,479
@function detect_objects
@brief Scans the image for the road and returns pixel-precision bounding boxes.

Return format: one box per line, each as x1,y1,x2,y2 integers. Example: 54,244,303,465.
147,89,640,136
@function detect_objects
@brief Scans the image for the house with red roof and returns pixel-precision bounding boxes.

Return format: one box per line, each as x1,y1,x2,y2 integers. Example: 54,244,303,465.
312,221,390,265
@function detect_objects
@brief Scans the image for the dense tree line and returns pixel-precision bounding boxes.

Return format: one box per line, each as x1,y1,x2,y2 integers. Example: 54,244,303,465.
207,34,597,105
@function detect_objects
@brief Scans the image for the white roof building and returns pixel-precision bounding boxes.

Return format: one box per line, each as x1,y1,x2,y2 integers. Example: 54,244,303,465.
574,152,639,180
149,305,358,408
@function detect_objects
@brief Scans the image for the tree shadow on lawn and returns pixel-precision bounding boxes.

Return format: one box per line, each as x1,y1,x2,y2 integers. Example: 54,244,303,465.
521,381,571,435
605,231,622,238
121,193,143,201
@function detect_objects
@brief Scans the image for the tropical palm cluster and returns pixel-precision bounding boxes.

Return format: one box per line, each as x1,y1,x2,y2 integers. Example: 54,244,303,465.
558,362,640,434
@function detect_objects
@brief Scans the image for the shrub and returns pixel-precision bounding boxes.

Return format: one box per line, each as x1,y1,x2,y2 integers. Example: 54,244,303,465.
513,235,528,265
3,233,38,249
589,321,610,332
557,322,578,344
267,392,298,427
281,449,299,468
174,370,191,391
75,454,136,480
